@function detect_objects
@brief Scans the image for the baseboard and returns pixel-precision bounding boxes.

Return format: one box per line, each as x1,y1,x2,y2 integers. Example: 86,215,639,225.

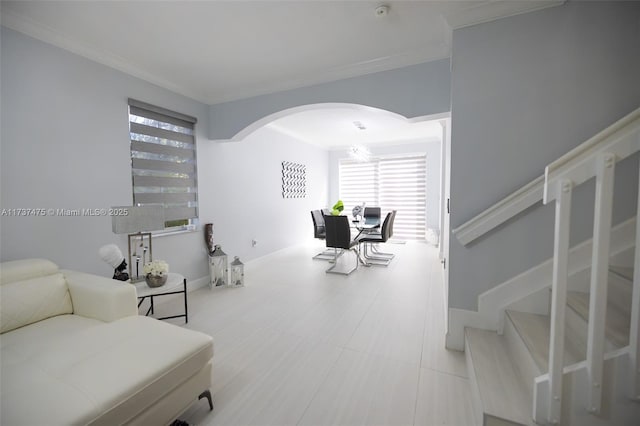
189,275,210,292
446,308,494,351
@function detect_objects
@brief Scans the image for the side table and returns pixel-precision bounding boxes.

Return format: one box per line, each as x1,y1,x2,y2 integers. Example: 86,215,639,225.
133,272,188,323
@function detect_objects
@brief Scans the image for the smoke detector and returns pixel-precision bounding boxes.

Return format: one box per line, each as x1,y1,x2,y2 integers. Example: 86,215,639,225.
375,5,389,18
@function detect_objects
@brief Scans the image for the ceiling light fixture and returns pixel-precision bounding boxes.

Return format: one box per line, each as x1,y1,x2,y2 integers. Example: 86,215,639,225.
348,145,372,162
375,5,389,17
353,121,367,130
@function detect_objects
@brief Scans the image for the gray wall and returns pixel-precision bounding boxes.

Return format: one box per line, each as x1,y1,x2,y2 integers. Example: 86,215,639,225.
0,27,327,281
208,59,451,140
448,1,640,310
328,139,442,235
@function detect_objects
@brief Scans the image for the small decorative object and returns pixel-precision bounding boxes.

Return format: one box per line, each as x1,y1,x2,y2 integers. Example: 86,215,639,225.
282,161,306,198
331,200,344,216
143,260,169,288
230,256,244,287
98,244,129,281
111,206,165,282
209,245,228,288
352,202,365,222
204,223,214,255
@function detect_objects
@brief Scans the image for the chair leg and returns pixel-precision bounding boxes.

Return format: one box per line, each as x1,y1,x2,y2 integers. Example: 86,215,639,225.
198,390,213,411
325,248,358,275
313,248,344,261
362,243,391,266
369,243,395,259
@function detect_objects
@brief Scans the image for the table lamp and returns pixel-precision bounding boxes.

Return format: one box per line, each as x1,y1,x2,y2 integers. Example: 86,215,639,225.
112,206,165,282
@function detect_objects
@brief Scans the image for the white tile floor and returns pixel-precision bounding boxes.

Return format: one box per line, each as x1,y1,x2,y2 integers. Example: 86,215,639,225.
150,241,476,426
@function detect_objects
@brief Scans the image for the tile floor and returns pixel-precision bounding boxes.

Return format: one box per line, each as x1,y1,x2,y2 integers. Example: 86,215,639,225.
150,241,476,426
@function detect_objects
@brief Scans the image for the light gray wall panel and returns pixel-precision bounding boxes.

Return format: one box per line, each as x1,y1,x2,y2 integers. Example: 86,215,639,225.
448,1,640,310
208,59,451,140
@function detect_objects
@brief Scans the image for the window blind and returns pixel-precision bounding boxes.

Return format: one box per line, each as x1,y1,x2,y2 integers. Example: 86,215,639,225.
128,99,198,228
339,154,426,240
378,155,426,240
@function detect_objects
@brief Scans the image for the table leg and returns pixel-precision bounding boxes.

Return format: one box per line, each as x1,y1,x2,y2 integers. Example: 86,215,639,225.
183,278,188,323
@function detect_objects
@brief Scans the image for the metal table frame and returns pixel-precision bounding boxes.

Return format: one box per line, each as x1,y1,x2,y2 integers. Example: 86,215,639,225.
134,273,188,323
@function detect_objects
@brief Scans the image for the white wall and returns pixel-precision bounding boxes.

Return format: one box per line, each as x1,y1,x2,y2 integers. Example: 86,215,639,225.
448,1,640,310
199,124,329,261
328,139,442,235
0,27,328,282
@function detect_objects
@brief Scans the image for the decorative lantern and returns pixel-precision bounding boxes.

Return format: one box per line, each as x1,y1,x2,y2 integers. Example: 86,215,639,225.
230,256,244,287
209,244,228,288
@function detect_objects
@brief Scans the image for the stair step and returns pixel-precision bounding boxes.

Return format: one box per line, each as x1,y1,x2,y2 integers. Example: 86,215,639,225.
506,310,586,372
566,290,630,348
609,265,633,281
465,327,534,426
563,268,632,348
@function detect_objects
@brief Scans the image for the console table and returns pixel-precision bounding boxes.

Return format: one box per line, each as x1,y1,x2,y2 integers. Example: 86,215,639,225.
133,272,188,323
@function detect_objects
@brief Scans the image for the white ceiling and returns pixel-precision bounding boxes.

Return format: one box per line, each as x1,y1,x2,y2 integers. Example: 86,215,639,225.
266,105,443,148
1,0,562,105
1,0,562,149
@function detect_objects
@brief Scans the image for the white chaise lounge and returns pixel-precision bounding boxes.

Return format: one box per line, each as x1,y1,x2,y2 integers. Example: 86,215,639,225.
0,259,214,425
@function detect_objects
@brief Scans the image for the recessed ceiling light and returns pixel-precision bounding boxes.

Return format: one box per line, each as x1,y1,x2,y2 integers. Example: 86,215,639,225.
375,5,389,17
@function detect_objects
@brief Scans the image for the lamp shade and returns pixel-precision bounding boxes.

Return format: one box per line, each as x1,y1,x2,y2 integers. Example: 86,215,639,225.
112,206,165,234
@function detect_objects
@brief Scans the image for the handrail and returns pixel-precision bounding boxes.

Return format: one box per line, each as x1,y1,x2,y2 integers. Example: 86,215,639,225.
453,107,640,247
544,107,640,203
453,175,544,245
539,107,640,424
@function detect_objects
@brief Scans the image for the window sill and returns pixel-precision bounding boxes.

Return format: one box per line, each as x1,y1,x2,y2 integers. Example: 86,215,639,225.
152,226,198,238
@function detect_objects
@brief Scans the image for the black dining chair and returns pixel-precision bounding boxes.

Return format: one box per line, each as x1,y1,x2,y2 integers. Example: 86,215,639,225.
370,210,397,259
323,215,360,275
310,210,336,260
363,207,381,227
358,210,395,266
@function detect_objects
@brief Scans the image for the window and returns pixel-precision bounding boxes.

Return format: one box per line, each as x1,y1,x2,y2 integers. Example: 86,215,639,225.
128,99,198,229
339,154,426,240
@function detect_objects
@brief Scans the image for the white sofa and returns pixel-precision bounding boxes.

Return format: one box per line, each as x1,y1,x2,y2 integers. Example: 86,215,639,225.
0,259,214,426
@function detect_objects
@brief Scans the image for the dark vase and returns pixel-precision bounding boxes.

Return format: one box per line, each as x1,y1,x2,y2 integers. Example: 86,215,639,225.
145,274,167,288
204,223,214,255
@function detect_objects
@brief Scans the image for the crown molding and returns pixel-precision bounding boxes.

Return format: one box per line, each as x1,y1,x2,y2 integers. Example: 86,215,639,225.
1,9,213,105
2,7,450,106
444,0,565,30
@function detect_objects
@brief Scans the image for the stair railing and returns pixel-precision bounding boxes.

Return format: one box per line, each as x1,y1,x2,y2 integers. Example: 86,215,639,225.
542,107,640,424
453,174,544,246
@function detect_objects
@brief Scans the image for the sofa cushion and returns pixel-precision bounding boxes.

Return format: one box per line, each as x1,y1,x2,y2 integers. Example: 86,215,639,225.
0,314,102,365
0,272,73,333
1,315,213,425
0,258,59,284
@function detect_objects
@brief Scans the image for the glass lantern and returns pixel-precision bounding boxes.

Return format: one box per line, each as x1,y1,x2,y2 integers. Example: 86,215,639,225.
230,256,244,287
209,244,228,287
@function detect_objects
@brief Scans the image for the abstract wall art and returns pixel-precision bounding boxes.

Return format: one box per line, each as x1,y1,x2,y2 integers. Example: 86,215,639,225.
281,161,306,198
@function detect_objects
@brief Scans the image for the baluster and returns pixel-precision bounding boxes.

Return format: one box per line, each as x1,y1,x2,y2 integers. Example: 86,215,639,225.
630,160,640,400
548,179,573,424
586,153,616,414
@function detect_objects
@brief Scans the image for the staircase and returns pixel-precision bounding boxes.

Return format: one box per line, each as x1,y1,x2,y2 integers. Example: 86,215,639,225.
457,107,640,425
466,266,635,425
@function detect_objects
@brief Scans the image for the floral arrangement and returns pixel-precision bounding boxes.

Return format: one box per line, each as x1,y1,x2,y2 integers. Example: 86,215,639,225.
143,260,169,276
331,199,344,216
